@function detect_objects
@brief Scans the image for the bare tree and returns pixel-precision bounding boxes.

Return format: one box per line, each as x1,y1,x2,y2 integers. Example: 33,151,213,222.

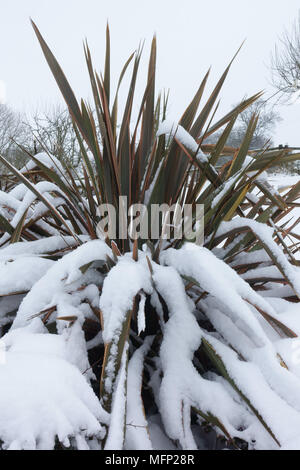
228,99,281,149
0,104,82,176
271,13,300,99
205,99,281,150
0,104,30,171
27,105,80,168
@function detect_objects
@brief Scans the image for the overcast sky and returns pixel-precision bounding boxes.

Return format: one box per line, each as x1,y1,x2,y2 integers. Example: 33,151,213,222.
1,0,300,145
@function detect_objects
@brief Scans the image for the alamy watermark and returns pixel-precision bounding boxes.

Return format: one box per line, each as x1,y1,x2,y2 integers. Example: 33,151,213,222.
96,197,204,245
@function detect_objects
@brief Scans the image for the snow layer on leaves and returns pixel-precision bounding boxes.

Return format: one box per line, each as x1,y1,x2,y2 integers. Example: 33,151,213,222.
100,256,152,344
19,152,65,176
0,235,89,259
275,337,300,380
8,181,65,227
147,415,177,450
8,183,28,201
0,180,73,245
157,120,208,163
0,257,54,296
216,218,300,296
205,334,300,449
125,337,153,450
0,319,108,450
12,239,111,328
160,244,275,348
105,343,129,450
62,319,95,380
5,318,93,379
241,265,282,281
202,295,300,416
250,345,300,414
228,249,271,267
266,298,300,337
0,190,21,212
152,263,252,449
137,292,146,335
211,173,241,209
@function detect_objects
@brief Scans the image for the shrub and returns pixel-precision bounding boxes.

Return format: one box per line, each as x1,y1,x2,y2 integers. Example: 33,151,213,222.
0,23,300,450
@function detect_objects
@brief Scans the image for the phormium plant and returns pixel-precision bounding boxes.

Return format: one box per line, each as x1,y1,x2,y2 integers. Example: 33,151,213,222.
0,22,300,450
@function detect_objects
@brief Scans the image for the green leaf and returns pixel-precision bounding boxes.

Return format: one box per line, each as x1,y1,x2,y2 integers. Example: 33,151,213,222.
0,214,14,235
10,209,29,244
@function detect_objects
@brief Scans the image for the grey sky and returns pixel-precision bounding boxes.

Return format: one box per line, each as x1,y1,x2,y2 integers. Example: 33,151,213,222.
1,0,300,145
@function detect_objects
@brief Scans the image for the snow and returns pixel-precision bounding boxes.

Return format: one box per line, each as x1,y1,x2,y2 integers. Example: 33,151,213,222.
62,319,95,380
241,265,282,281
157,120,208,163
19,152,65,176
87,331,103,350
137,292,146,335
8,184,28,201
148,415,177,450
160,244,276,348
5,181,66,229
0,178,80,245
202,295,300,414
125,337,153,450
204,334,300,449
215,217,300,297
247,191,260,204
104,343,128,450
12,239,111,328
0,319,108,450
0,190,21,212
211,173,241,209
264,299,300,337
100,256,152,345
99,256,153,412
0,235,89,258
156,241,300,448
228,249,271,267
152,261,255,449
0,157,300,450
0,257,53,296
269,173,300,192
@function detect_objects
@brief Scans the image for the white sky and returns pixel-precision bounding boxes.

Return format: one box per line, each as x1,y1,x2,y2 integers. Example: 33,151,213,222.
1,0,300,145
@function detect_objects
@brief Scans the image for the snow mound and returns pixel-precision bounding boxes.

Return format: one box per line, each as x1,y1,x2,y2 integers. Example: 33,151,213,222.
0,320,108,450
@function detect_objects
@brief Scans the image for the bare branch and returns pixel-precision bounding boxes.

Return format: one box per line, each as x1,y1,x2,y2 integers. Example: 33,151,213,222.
271,12,300,100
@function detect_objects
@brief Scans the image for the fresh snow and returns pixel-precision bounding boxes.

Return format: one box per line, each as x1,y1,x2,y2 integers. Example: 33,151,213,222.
100,256,152,345
125,337,153,450
19,152,65,177
216,217,300,297
0,164,300,450
160,244,276,348
12,239,111,328
0,257,54,296
104,343,129,450
157,120,208,163
0,319,108,450
0,235,89,258
152,261,256,449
